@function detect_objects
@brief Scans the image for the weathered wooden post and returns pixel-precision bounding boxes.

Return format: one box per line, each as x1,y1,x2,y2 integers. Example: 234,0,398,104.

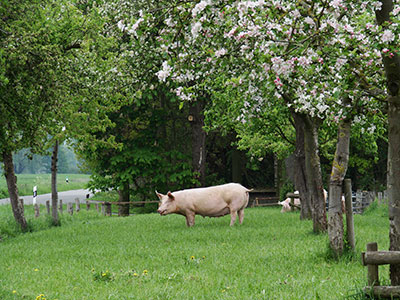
101,202,105,215
75,198,80,212
34,203,40,218
46,200,50,214
59,200,63,214
105,202,112,216
366,242,380,286
378,192,383,205
344,179,355,252
95,203,99,212
86,200,90,211
67,202,73,215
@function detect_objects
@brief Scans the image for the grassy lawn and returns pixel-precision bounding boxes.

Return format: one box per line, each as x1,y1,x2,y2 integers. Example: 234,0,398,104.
0,203,390,300
0,174,91,198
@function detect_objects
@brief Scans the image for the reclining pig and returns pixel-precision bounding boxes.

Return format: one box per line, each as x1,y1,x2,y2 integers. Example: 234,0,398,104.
156,183,250,227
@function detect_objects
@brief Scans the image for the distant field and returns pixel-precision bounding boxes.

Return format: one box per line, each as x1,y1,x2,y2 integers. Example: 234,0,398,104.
0,174,91,198
0,203,390,299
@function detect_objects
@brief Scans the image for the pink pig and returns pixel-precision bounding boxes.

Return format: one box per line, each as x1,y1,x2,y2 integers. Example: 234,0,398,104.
278,192,301,213
156,183,250,227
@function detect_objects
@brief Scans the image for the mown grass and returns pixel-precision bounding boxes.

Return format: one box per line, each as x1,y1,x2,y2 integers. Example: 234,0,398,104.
0,203,390,300
0,174,90,198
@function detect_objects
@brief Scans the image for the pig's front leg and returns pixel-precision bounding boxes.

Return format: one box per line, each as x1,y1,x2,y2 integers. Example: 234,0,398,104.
185,212,195,227
230,210,238,226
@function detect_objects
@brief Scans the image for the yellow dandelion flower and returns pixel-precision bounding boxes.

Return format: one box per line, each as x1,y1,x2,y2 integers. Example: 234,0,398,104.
12,290,16,294
34,268,39,272
102,273,106,277
133,273,139,277
143,270,148,275
190,256,195,260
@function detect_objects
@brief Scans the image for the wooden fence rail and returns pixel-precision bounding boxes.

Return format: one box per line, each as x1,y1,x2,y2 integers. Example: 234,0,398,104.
362,242,400,298
31,200,160,217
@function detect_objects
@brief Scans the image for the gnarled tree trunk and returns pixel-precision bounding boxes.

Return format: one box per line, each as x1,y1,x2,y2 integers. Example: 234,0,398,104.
118,181,130,216
376,0,400,285
51,140,60,225
291,110,312,220
303,115,327,233
2,150,27,230
328,115,351,257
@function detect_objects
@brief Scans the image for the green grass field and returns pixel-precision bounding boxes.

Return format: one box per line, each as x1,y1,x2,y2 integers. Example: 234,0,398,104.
0,203,390,300
0,174,90,198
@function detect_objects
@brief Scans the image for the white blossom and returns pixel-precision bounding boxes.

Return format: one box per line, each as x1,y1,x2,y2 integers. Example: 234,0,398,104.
156,61,172,82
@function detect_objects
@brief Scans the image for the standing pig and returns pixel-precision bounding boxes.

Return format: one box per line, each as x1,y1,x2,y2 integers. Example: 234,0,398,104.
156,183,250,227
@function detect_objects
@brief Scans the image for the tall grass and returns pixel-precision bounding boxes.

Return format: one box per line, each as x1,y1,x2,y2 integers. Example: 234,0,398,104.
0,174,90,198
0,203,390,300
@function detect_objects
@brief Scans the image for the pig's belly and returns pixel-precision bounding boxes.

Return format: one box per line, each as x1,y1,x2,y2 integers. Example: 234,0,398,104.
196,206,230,218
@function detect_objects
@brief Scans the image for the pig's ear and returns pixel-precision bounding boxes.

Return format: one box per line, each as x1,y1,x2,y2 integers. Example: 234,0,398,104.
155,191,163,200
167,191,175,200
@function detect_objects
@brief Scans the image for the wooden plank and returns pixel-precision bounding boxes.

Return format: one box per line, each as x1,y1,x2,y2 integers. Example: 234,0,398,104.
362,250,400,265
102,201,159,205
254,197,279,201
366,242,380,286
255,203,280,207
364,286,400,298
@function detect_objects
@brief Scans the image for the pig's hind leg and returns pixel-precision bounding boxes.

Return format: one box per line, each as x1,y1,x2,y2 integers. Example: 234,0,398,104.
238,208,245,224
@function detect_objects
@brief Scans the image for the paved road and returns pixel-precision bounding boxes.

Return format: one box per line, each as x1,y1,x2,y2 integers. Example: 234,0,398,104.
0,189,95,205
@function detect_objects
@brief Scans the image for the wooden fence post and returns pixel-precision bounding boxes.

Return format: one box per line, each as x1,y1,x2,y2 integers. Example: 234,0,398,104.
34,203,40,218
46,200,50,215
366,242,380,286
67,202,73,215
344,179,355,252
101,203,105,215
59,200,63,214
378,192,382,205
105,202,112,216
75,198,80,212
95,203,99,212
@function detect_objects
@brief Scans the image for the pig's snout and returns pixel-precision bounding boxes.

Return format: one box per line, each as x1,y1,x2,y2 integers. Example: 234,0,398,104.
157,208,166,215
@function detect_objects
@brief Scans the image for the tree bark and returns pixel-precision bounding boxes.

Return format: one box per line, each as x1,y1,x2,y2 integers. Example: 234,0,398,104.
51,140,59,225
376,0,400,285
2,150,27,230
189,99,207,186
291,110,312,220
328,115,351,257
303,115,327,233
118,181,130,216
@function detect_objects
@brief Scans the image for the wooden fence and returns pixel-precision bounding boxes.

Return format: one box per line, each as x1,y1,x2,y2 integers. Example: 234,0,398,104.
352,191,376,214
31,198,159,217
362,242,400,298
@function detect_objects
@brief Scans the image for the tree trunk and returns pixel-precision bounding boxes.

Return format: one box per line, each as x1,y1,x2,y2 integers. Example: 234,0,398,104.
118,181,130,216
303,115,327,233
328,115,351,257
376,0,400,285
2,150,27,230
189,100,206,187
51,140,59,225
291,110,312,220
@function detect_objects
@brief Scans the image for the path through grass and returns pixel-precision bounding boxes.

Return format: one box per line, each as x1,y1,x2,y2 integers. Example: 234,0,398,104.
0,205,390,300
0,174,90,198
